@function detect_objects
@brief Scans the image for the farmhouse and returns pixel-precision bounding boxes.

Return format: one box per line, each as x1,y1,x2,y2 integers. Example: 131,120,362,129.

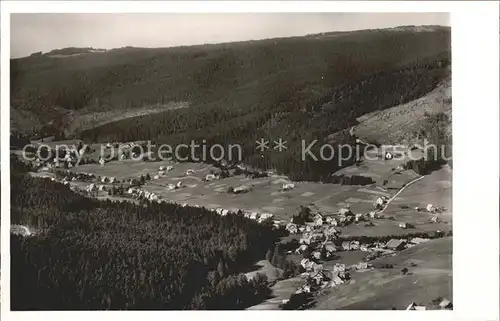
324,227,339,238
249,212,260,220
312,215,323,226
338,208,353,216
385,239,406,251
286,223,298,234
233,185,252,194
399,222,414,229
282,183,296,191
375,197,386,207
259,213,274,221
324,242,338,253
341,241,359,251
430,216,440,223
205,174,217,181
439,299,452,310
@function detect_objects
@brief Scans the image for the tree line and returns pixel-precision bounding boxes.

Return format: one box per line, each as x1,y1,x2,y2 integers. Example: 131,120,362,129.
11,170,281,310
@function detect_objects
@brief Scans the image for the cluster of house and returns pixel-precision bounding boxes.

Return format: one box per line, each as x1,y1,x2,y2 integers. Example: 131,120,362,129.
295,261,352,294
414,203,446,223
166,181,184,191
286,206,385,237
242,212,275,223
126,187,161,201
86,183,107,193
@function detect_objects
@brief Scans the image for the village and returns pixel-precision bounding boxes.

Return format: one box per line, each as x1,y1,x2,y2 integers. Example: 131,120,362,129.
17,138,453,310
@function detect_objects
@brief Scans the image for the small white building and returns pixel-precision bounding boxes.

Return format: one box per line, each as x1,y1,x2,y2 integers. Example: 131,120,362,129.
385,152,393,160
260,213,274,220
375,197,386,207
205,174,216,181
282,183,296,191
234,185,252,194
186,169,195,175
99,158,105,166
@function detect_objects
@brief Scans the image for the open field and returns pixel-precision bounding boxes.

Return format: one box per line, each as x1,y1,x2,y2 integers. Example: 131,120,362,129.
246,275,304,310
66,147,452,231
313,237,452,310
68,155,421,221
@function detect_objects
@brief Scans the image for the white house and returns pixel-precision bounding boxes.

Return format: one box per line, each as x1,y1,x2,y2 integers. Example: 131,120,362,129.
153,175,160,180
426,204,436,212
99,158,105,166
385,152,393,160
282,183,296,191
176,181,183,189
234,185,252,194
429,215,440,223
286,223,298,234
260,213,274,220
338,208,353,216
186,169,195,175
249,212,260,220
205,174,216,181
375,197,386,207
159,166,166,171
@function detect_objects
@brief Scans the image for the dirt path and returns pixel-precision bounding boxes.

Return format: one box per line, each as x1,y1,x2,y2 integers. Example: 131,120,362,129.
378,175,426,213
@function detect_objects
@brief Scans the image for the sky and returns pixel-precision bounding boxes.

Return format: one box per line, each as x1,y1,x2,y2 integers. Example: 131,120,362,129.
10,13,450,58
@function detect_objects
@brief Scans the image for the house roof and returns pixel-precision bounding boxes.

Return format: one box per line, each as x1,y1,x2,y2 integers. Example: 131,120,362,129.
439,299,451,307
386,239,406,249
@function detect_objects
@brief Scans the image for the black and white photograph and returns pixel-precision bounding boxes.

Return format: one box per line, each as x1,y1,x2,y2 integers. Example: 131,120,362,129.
1,1,499,319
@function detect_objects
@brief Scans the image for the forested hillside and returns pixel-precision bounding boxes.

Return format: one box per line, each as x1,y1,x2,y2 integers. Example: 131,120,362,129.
11,26,451,181
11,167,281,310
